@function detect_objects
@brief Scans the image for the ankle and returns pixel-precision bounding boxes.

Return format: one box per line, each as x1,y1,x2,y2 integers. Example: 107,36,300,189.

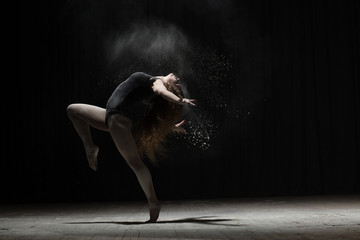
149,200,160,209
84,143,97,150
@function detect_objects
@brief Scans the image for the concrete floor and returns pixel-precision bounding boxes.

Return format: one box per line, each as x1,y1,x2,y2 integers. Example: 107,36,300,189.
0,195,359,240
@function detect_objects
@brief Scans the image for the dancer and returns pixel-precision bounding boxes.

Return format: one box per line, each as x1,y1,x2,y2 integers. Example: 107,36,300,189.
67,72,195,222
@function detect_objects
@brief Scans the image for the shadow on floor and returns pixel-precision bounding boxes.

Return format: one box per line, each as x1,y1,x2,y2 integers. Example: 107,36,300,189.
66,216,243,227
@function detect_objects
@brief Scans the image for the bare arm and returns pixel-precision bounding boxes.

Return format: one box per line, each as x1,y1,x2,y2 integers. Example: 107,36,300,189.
152,79,196,106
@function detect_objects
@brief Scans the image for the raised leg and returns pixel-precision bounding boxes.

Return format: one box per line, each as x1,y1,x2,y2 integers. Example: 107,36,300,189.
107,114,160,222
67,103,108,171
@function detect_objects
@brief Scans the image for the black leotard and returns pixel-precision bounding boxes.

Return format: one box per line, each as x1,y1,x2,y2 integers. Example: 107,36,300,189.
105,72,156,126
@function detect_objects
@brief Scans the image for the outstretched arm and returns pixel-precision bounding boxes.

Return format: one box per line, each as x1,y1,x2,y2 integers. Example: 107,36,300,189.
152,80,196,106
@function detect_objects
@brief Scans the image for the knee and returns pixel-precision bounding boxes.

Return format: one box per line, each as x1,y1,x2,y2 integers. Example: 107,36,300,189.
66,104,81,117
66,104,76,116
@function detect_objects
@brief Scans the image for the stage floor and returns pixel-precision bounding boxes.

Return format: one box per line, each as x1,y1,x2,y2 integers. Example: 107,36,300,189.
0,195,359,240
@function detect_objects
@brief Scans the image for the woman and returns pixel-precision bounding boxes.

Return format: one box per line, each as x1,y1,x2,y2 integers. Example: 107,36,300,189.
67,72,195,222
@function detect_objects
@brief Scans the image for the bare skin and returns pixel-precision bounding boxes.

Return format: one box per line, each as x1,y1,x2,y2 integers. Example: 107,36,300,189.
153,73,196,106
67,104,161,221
67,73,194,222
67,104,107,171
107,114,161,222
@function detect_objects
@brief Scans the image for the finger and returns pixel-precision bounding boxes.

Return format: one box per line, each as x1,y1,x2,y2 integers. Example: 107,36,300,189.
179,127,187,134
174,127,187,134
178,120,186,126
190,99,196,106
175,120,185,127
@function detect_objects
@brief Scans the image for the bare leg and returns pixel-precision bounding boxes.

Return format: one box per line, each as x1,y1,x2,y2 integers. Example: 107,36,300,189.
107,114,160,222
67,104,108,171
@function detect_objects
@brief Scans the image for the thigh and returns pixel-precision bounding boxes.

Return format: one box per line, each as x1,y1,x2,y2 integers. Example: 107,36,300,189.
108,114,142,165
68,103,108,131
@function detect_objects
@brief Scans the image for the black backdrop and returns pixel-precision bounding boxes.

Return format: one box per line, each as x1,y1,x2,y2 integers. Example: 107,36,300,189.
13,0,359,203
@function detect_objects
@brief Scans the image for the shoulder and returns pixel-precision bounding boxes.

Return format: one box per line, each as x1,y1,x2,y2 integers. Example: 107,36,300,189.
130,72,152,79
152,78,166,94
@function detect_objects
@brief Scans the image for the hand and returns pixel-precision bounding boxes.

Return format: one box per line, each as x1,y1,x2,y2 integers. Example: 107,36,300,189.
173,120,187,134
182,98,196,106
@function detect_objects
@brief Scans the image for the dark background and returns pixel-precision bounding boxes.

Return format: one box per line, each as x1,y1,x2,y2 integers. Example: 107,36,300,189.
13,0,359,203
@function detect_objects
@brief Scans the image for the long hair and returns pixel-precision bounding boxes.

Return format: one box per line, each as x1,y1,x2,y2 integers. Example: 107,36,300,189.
132,80,184,165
